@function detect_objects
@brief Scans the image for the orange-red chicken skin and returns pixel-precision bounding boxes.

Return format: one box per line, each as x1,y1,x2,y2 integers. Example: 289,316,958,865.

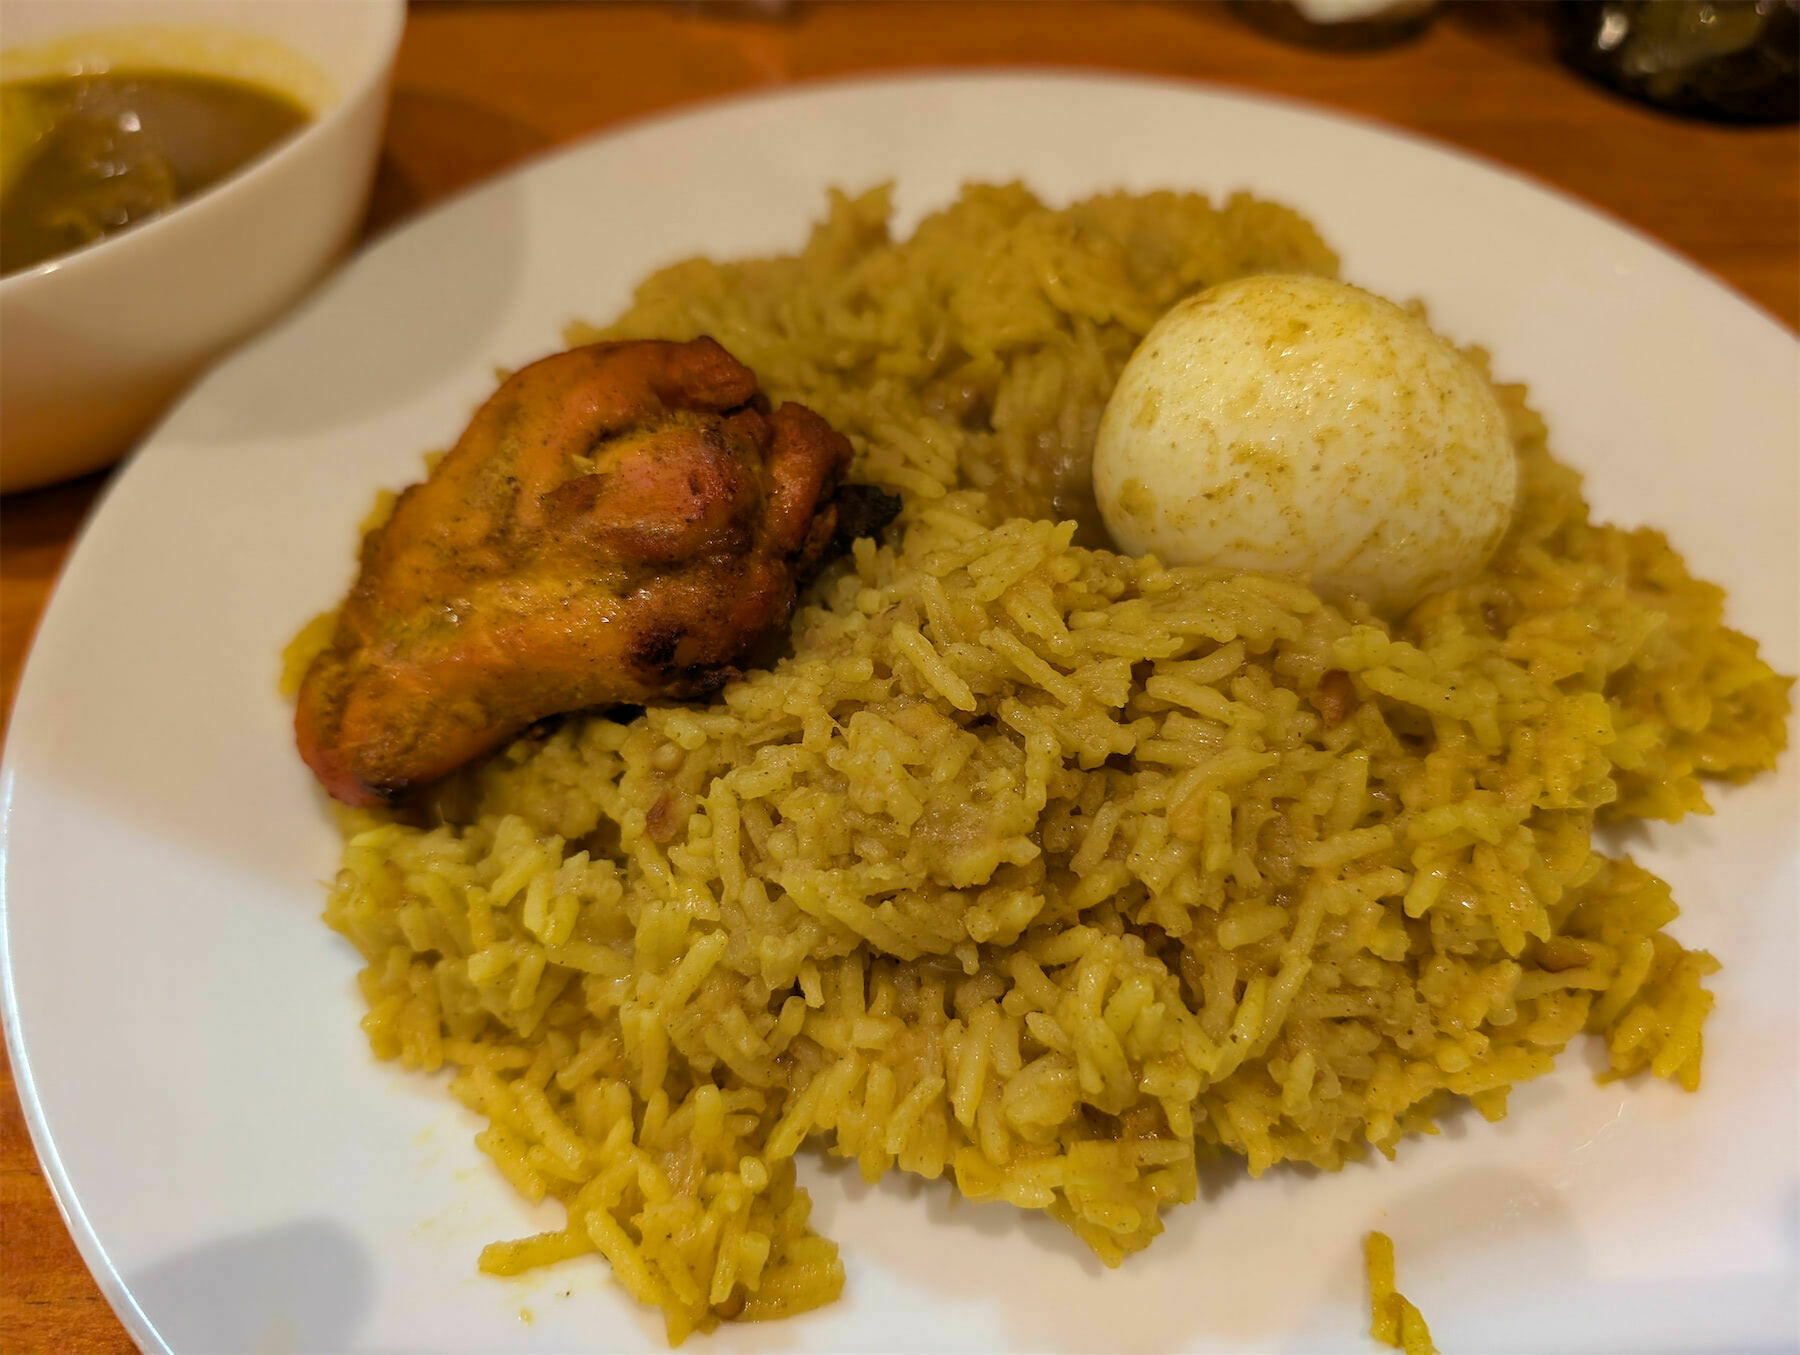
296,338,897,806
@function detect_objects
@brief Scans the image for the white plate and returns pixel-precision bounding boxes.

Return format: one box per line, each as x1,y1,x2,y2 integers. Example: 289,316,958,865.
4,73,1796,1355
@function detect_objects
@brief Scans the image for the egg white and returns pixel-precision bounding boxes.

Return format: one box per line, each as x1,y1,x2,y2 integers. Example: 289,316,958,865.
1094,275,1518,616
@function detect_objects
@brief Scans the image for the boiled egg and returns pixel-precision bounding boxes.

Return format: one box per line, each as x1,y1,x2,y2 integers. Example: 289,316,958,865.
1093,275,1518,615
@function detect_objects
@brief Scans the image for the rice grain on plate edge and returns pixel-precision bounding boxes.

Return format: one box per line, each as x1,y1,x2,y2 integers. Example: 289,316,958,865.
297,184,1792,1342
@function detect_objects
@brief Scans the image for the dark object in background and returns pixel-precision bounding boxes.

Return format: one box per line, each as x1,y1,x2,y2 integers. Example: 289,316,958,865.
1226,0,1442,52
1553,0,1798,123
673,0,799,19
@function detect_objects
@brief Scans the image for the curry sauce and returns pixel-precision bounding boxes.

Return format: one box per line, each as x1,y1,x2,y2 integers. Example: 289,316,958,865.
0,70,309,277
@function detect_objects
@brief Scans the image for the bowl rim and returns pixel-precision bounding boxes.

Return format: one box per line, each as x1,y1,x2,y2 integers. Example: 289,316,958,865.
0,0,405,297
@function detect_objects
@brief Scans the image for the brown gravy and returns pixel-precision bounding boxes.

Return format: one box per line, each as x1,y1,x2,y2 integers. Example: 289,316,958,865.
0,70,310,277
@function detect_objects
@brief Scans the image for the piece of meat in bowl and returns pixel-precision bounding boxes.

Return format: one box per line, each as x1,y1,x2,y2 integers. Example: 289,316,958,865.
295,336,899,806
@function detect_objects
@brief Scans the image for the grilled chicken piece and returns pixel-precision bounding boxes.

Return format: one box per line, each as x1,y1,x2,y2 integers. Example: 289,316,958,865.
296,337,896,806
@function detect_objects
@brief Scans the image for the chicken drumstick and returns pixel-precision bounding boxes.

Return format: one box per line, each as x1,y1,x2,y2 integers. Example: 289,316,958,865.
296,337,894,806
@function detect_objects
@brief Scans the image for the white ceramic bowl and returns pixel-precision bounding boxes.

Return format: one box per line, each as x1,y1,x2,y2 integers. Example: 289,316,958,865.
0,0,403,494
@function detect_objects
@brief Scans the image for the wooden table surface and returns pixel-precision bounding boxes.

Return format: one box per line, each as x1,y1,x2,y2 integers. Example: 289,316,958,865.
2,3,1795,1350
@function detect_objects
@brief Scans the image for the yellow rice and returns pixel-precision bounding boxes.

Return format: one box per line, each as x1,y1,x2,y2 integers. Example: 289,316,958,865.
1366,1231,1435,1354
308,184,1792,1342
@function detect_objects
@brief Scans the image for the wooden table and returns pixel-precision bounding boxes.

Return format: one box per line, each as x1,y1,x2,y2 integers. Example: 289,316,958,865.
3,3,1794,1349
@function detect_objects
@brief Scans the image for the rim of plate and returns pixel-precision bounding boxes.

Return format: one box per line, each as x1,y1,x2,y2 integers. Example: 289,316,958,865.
381,66,1799,341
